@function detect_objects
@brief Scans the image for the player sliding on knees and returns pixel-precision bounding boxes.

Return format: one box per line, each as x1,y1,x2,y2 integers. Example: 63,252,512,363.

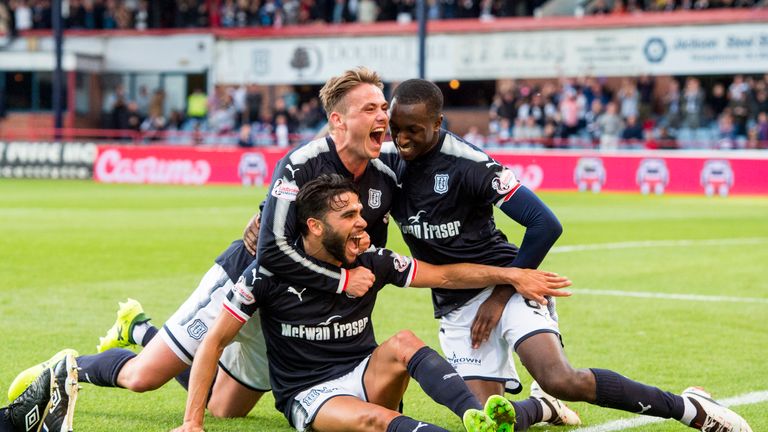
383,79,753,432
171,174,573,432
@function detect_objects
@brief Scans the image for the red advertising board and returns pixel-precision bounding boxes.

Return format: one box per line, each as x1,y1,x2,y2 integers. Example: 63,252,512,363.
94,146,289,186
491,150,768,196
93,146,768,196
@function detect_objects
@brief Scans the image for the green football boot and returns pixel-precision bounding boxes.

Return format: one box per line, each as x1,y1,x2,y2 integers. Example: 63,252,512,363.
96,298,151,353
7,349,78,403
462,408,497,432
484,395,516,432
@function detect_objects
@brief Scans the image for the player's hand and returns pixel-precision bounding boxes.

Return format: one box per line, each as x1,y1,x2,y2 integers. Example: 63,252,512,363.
511,269,572,305
470,285,513,349
170,422,204,432
345,266,374,297
243,212,261,256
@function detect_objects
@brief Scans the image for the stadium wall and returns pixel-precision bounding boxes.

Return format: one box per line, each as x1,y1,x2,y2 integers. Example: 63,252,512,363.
3,142,763,197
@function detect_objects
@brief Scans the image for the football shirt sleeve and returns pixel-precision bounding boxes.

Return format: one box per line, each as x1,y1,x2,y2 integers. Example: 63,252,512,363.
465,156,561,269
257,158,351,294
223,262,262,324
360,249,418,289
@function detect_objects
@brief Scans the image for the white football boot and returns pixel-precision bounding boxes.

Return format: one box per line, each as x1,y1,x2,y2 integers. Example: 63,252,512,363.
530,380,582,426
682,387,752,432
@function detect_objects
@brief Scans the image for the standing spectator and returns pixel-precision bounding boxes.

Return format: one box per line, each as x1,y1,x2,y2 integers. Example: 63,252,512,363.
583,99,603,141
754,87,768,116
114,1,132,28
274,113,290,147
706,83,729,122
597,101,624,150
135,85,150,117
230,84,247,127
618,78,640,120
728,91,750,136
148,89,166,123
680,77,705,129
186,88,208,124
728,75,749,101
357,0,377,22
13,0,32,31
0,1,11,35
133,0,149,29
559,88,581,137
244,85,263,124
636,74,655,121
220,0,237,26
661,79,681,128
754,111,768,147
31,0,52,29
209,94,237,134
102,0,118,28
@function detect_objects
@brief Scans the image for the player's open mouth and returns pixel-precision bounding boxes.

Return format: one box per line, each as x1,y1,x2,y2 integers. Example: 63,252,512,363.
369,128,385,145
348,232,364,254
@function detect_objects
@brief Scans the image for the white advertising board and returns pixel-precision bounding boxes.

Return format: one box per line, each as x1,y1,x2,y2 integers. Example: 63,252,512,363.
215,23,768,84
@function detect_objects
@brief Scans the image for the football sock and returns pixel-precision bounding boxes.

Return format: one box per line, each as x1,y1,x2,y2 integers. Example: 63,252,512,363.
77,349,136,387
132,322,158,347
406,346,481,417
509,398,542,431
680,397,698,426
386,415,448,432
0,408,13,431
590,369,685,420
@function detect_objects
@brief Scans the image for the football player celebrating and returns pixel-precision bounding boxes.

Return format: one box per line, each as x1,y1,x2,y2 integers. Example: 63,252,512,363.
172,174,573,432
382,78,752,432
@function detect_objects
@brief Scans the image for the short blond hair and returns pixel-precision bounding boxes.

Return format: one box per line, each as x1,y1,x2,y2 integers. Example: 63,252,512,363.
319,67,384,118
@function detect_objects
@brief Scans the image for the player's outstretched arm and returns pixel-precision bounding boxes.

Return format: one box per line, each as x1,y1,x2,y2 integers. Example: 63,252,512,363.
410,263,572,304
171,311,244,432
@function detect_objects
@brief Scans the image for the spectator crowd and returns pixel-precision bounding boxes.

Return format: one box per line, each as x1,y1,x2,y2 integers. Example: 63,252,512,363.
99,73,768,150
2,0,765,35
483,74,768,150
102,82,326,147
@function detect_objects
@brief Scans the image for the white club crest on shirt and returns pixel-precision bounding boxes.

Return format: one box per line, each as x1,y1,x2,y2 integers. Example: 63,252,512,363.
434,174,449,194
368,188,382,209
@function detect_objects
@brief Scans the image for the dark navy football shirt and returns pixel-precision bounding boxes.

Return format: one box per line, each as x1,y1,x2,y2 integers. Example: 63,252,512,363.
381,130,526,317
224,246,417,422
257,136,400,295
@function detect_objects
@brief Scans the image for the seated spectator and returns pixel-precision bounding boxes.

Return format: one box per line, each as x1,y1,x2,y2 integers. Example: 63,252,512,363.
463,125,485,147
621,115,644,145
717,110,737,149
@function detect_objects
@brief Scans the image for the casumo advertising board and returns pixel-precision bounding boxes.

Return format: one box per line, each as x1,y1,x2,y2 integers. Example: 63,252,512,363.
93,145,285,186
91,146,768,197
0,141,96,179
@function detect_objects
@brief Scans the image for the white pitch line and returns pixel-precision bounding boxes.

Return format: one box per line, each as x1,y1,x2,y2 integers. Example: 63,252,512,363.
572,390,768,432
574,288,768,305
551,237,768,254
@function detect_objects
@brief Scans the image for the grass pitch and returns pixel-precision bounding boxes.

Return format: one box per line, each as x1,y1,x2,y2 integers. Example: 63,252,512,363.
1,179,766,431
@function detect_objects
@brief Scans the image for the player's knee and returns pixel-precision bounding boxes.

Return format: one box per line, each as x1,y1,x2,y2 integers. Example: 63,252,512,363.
537,368,593,401
355,409,392,431
207,400,249,418
119,372,164,392
391,329,425,361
